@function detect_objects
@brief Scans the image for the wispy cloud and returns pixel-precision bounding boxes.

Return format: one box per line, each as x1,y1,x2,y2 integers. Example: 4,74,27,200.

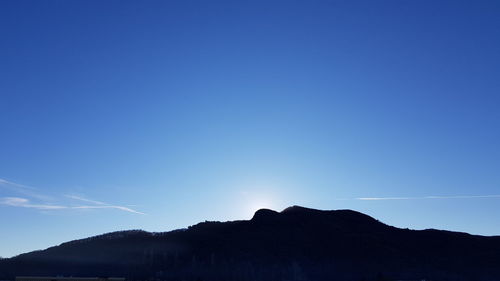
0,196,146,215
66,194,145,214
0,197,66,210
0,178,53,201
0,179,145,215
72,205,145,215
65,194,107,205
357,195,500,201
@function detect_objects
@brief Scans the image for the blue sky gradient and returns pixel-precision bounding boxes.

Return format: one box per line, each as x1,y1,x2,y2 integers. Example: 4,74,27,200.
1,0,499,257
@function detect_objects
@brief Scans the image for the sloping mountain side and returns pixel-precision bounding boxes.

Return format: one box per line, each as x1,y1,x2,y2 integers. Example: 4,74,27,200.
1,206,500,281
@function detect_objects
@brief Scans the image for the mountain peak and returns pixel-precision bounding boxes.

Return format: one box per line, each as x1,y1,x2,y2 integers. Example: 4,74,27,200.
251,208,279,221
251,205,318,222
3,206,500,281
280,205,318,214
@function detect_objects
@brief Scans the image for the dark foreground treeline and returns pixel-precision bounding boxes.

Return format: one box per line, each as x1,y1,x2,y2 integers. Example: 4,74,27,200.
1,206,500,281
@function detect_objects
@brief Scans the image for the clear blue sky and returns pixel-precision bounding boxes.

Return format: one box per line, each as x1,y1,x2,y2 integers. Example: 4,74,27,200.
1,0,499,258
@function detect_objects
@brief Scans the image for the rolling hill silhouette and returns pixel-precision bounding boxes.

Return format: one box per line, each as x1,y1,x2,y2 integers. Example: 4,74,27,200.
1,206,499,281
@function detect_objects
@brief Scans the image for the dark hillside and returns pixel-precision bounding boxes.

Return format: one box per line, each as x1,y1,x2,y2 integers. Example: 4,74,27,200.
1,206,500,281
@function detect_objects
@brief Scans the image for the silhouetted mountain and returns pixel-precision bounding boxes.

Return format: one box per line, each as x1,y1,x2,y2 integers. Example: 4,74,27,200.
1,206,500,281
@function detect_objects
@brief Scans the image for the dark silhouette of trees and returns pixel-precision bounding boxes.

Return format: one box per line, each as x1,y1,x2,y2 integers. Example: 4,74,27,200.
1,206,499,281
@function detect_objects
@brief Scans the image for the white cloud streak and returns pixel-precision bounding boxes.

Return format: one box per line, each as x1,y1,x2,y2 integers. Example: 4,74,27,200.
0,179,145,215
65,194,145,214
0,178,53,201
0,196,145,215
72,205,146,215
65,194,107,205
357,195,500,201
0,197,66,210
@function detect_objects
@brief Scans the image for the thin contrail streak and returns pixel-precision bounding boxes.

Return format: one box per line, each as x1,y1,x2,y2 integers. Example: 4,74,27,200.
0,179,145,215
0,197,146,215
0,178,53,201
65,194,107,205
357,195,500,200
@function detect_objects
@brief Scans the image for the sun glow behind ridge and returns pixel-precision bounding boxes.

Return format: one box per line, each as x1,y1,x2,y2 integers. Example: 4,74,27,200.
238,188,287,219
